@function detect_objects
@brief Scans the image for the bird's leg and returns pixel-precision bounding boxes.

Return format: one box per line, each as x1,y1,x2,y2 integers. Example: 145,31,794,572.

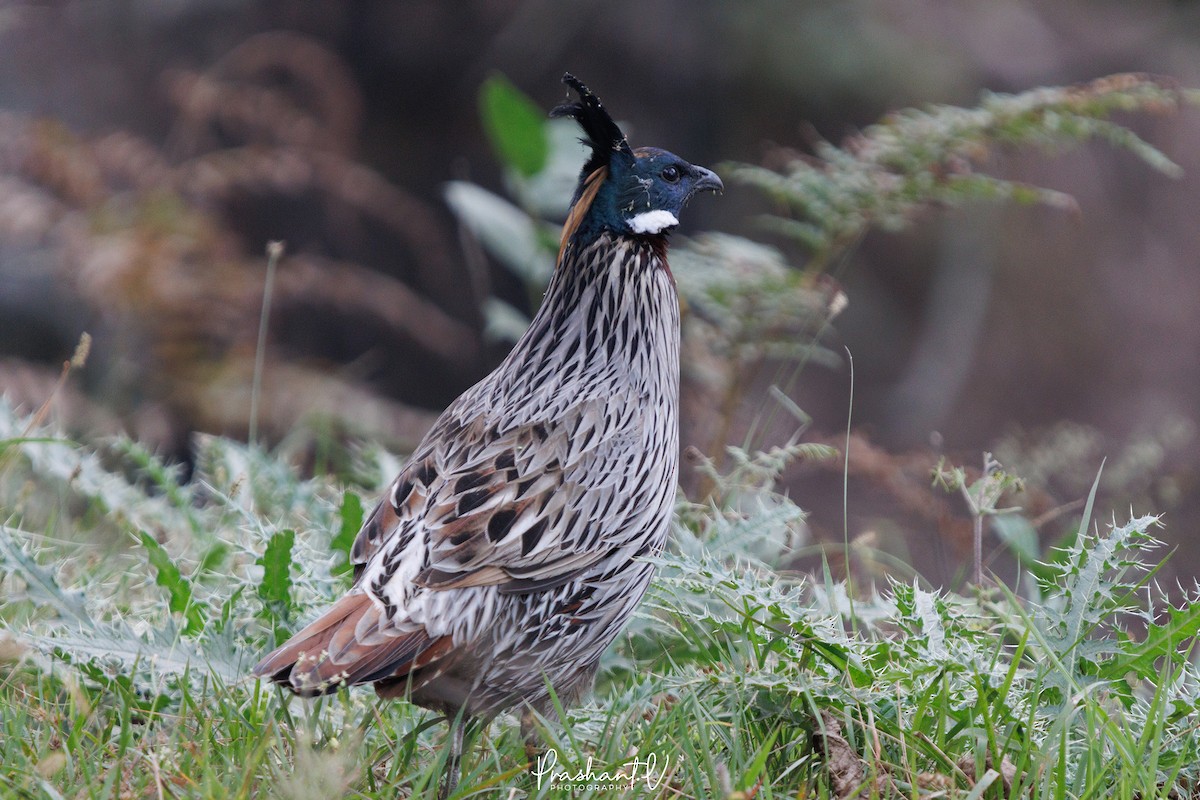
520,708,543,764
438,711,468,800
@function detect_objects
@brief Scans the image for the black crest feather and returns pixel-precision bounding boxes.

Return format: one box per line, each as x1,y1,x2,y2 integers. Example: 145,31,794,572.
550,73,634,178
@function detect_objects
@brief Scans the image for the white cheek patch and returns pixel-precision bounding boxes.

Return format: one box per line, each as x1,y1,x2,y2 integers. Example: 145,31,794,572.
627,209,679,234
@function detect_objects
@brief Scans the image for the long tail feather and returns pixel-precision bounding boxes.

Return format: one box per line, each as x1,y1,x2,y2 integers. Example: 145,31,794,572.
252,592,439,697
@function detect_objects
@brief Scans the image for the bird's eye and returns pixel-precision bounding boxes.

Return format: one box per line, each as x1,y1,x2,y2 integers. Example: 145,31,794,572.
662,165,681,183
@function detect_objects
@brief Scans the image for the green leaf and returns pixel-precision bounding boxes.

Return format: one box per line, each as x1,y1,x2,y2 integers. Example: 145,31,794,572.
482,296,533,344
1077,459,1104,543
256,529,295,625
992,513,1040,564
443,181,555,285
138,531,204,636
480,73,548,177
330,491,363,577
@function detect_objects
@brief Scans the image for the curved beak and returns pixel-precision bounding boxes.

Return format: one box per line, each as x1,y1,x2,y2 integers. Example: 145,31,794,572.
689,165,724,195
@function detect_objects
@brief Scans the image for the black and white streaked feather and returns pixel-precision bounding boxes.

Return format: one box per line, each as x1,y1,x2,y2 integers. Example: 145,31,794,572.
253,73,720,794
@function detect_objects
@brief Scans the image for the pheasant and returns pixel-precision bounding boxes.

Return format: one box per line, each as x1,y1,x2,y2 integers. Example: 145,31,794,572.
253,73,722,797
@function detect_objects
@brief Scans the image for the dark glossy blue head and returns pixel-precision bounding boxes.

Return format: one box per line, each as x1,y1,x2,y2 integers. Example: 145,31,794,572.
550,74,722,248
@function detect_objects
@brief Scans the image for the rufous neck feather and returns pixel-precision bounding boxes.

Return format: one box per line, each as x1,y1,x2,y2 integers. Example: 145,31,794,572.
558,166,607,263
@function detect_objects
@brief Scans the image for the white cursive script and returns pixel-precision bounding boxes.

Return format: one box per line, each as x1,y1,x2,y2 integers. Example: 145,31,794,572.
531,748,670,791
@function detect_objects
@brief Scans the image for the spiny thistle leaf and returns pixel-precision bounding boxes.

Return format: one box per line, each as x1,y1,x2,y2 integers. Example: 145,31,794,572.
1032,513,1164,697
256,528,296,631
138,531,205,636
0,526,91,626
24,620,245,686
197,541,230,577
330,490,363,578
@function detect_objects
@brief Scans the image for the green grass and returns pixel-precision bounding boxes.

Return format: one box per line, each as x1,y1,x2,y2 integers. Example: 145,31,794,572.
3,400,1200,799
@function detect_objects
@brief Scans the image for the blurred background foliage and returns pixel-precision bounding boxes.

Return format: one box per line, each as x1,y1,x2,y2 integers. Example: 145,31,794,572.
2,1,1200,588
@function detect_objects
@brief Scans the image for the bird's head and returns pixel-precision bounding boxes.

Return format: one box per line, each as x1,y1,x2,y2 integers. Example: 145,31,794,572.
551,73,722,252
